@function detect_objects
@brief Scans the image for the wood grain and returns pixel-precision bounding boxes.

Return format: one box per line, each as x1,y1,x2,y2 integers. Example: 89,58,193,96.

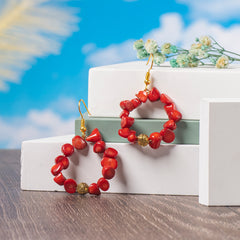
0,150,240,240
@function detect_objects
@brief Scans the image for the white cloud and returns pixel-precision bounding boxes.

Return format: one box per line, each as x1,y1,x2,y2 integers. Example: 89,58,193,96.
0,109,75,148
86,39,136,66
144,14,184,45
0,95,80,148
180,20,240,51
85,13,240,67
177,0,240,21
49,96,77,115
81,43,96,54
0,96,85,148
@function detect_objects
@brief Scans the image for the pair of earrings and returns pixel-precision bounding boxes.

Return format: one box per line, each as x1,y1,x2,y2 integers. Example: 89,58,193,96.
51,54,182,195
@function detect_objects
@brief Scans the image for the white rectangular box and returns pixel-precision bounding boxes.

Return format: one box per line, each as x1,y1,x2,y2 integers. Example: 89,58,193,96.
199,99,240,206
89,61,240,120
21,135,199,195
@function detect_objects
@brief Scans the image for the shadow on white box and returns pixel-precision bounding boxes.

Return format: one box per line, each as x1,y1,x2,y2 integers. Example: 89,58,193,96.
199,98,240,206
21,135,199,195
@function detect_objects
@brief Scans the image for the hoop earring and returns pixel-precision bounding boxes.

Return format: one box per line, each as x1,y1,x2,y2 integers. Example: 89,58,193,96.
51,100,118,195
118,54,182,149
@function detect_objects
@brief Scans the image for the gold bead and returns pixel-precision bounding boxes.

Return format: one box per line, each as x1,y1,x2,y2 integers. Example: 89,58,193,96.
80,126,87,132
137,134,149,147
145,71,150,81
77,182,89,194
144,79,150,85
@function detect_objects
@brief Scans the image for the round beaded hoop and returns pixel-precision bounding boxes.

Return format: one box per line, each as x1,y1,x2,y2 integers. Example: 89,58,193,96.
118,54,182,149
51,130,118,195
51,100,118,195
118,89,182,148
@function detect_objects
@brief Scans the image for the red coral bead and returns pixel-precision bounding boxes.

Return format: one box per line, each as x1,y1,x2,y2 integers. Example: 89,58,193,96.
149,132,162,149
136,90,148,103
101,157,118,169
64,179,77,194
148,87,160,102
128,131,137,142
93,140,106,153
55,155,69,169
120,100,127,110
168,110,182,122
55,155,64,164
102,166,115,179
120,100,135,112
160,128,175,143
120,109,129,118
118,128,131,138
160,129,165,136
51,162,64,176
88,183,101,195
97,178,110,191
163,120,177,130
54,172,66,185
160,93,173,104
103,148,118,158
86,128,102,142
131,98,142,108
164,103,176,115
61,143,74,157
121,116,135,128
72,135,87,150
124,100,135,111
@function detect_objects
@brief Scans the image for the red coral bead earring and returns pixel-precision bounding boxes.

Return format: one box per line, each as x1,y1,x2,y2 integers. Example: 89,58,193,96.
118,54,182,149
51,100,118,195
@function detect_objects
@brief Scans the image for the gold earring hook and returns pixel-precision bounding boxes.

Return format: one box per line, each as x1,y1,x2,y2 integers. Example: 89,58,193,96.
78,99,91,139
144,54,154,91
146,53,154,70
78,99,91,119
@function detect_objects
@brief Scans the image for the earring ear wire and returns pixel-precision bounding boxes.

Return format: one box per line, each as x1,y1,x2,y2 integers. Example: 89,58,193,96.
78,99,91,138
146,53,154,69
144,53,154,91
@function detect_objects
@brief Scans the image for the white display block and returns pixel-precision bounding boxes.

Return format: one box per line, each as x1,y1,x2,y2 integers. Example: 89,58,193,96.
21,135,199,195
88,61,240,120
199,99,240,206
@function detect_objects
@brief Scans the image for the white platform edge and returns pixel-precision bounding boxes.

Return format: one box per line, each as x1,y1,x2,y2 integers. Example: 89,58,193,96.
199,99,210,205
21,135,199,195
199,98,240,206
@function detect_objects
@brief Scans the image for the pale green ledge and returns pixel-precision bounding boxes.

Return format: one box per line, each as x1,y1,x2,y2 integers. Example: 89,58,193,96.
75,114,199,145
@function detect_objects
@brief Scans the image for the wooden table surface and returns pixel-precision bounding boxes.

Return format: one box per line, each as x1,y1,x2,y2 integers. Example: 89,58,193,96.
1,150,240,240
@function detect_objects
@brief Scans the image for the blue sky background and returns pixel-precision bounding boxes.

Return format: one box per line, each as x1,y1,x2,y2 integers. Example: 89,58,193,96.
1,0,240,148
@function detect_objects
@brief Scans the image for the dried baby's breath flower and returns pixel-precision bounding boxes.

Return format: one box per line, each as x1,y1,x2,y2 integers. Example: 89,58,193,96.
133,36,240,68
145,39,158,54
199,36,211,47
216,56,229,68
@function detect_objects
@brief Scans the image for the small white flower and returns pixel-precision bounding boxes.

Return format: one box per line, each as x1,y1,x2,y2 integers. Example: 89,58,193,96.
161,43,171,54
133,39,144,50
145,39,158,54
216,56,229,68
176,54,189,67
190,43,202,50
198,49,208,58
199,36,211,46
154,52,166,65
189,43,208,58
189,43,202,56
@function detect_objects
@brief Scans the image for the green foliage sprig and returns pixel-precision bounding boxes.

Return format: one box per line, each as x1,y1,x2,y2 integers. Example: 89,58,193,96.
133,36,240,68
